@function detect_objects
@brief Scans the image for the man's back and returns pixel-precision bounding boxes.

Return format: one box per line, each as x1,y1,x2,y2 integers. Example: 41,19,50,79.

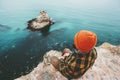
59,48,97,79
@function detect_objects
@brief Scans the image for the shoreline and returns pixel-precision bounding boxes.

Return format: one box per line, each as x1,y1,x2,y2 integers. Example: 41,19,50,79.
15,42,120,80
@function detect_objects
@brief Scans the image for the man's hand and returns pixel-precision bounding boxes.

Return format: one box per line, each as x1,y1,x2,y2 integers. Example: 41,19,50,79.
60,48,72,59
62,48,72,56
63,52,70,58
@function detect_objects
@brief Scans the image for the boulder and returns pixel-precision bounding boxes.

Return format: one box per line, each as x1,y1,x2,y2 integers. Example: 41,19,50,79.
27,11,54,31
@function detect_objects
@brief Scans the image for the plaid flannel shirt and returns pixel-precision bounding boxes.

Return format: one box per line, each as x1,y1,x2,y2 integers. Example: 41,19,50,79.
59,48,97,79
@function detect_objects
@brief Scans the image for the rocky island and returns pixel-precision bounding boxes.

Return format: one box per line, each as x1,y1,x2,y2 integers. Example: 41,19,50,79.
27,11,54,31
15,42,120,80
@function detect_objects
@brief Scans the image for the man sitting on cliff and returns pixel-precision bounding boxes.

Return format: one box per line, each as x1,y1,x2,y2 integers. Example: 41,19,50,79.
50,30,97,79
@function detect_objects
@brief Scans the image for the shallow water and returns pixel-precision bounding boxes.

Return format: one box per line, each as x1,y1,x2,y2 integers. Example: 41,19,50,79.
0,0,120,80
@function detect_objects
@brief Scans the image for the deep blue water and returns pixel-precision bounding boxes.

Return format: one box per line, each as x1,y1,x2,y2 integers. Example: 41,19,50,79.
0,0,120,80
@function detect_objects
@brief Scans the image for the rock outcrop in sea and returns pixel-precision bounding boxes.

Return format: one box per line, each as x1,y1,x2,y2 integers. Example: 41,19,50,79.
27,11,54,31
15,42,120,80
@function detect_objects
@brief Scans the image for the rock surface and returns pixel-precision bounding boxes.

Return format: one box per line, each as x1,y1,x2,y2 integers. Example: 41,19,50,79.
15,43,120,80
27,11,54,31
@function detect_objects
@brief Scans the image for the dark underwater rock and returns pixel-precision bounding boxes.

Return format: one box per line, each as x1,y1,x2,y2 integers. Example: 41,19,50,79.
0,28,72,80
0,24,11,31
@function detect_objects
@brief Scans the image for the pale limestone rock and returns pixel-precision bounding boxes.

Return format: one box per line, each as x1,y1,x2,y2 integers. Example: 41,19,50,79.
99,42,120,55
15,43,120,80
27,11,54,31
99,42,114,49
32,21,50,29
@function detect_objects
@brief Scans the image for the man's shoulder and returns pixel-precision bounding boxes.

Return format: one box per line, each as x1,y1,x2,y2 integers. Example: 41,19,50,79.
90,48,97,59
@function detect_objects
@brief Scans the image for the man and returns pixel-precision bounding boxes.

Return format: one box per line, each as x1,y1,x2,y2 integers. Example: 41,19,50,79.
50,30,97,79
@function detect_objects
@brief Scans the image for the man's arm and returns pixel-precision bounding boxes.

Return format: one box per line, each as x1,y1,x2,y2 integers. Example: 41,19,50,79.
50,56,60,71
50,48,72,71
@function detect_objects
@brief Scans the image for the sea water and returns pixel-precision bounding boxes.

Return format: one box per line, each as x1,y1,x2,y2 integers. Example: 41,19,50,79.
0,0,120,80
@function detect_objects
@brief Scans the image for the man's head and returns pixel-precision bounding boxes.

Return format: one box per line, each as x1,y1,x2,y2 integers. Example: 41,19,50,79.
74,30,97,53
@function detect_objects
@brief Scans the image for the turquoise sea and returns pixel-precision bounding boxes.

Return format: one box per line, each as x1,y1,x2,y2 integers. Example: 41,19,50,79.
0,0,120,80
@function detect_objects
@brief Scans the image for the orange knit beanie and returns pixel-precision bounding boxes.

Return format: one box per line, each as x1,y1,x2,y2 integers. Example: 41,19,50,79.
74,30,97,53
